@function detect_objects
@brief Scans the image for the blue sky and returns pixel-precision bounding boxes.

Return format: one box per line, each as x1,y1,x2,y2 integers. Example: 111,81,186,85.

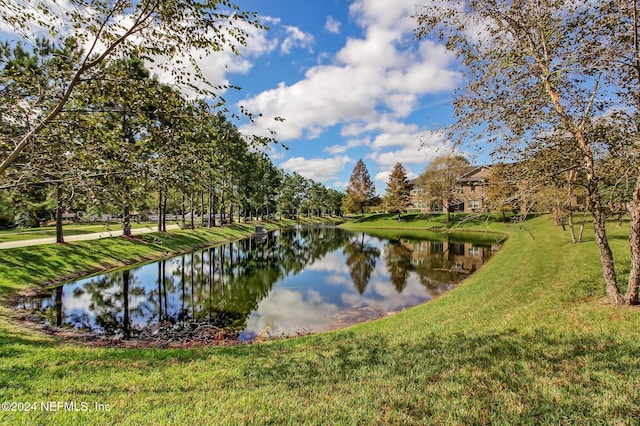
212,0,471,193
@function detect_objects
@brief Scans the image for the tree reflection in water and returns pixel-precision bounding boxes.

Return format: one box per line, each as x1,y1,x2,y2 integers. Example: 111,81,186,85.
343,233,381,295
22,227,500,341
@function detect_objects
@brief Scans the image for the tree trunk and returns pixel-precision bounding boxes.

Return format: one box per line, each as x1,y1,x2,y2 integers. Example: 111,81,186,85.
157,189,163,232
201,191,205,228
189,193,194,230
627,0,640,305
162,189,168,232
220,193,225,225
593,201,623,305
123,203,131,237
625,176,640,305
55,183,64,244
577,210,587,243
543,74,623,305
567,170,576,242
568,208,577,243
208,188,214,228
123,185,132,237
181,192,186,228
445,199,451,223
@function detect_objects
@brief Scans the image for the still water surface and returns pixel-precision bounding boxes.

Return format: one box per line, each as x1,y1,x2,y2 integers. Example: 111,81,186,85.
21,226,502,342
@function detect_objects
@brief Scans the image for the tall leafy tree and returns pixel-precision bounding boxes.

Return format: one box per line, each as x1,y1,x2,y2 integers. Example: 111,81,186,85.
383,162,411,221
326,189,346,217
278,172,309,219
1,38,97,241
88,57,159,236
345,159,376,219
145,84,190,232
603,0,640,305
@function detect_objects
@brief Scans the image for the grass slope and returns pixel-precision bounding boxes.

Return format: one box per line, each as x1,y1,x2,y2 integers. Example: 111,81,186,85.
0,222,160,242
1,216,639,425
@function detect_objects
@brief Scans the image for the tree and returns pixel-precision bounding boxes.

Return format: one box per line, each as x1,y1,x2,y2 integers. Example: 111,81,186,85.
86,57,160,236
0,0,265,175
418,155,470,222
485,163,519,221
326,189,346,217
383,162,411,221
278,172,309,219
414,0,639,306
0,39,86,241
345,159,376,219
603,1,640,305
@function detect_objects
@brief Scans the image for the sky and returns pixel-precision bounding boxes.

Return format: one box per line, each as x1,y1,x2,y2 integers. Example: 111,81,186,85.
209,0,474,193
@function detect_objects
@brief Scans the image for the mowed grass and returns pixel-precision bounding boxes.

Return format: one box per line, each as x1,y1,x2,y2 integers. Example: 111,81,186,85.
1,215,639,424
0,222,161,242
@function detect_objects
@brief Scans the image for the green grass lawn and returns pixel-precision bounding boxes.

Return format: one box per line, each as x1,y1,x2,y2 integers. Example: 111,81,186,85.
0,222,161,242
0,215,639,424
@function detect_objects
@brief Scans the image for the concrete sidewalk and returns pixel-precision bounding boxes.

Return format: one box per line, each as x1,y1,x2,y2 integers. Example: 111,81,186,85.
0,224,180,250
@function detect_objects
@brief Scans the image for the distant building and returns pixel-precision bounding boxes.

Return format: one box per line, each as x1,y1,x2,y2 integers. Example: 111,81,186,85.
409,165,493,214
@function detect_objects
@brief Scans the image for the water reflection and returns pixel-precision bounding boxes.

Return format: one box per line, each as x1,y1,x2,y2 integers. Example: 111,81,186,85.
20,227,501,342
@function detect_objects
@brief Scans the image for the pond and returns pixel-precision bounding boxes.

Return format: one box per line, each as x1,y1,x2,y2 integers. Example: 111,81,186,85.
18,226,503,345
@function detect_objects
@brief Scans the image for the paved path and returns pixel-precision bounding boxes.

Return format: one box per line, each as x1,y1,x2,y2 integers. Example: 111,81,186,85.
0,224,180,250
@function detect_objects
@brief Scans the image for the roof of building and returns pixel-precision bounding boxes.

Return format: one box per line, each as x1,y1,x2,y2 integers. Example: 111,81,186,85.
409,165,493,186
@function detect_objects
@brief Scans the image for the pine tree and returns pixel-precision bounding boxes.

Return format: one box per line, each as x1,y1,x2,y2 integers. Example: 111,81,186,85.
345,159,376,219
383,162,411,221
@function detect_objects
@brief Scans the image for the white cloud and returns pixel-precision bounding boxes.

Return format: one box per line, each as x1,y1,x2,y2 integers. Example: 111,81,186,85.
244,288,341,337
367,146,433,168
325,16,341,34
238,0,461,143
324,137,371,155
366,133,450,168
281,25,315,54
374,166,417,184
374,171,391,182
348,0,420,33
307,253,350,275
280,156,353,182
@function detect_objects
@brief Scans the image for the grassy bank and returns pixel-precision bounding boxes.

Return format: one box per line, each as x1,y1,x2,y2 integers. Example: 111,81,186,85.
1,215,639,424
0,222,160,243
